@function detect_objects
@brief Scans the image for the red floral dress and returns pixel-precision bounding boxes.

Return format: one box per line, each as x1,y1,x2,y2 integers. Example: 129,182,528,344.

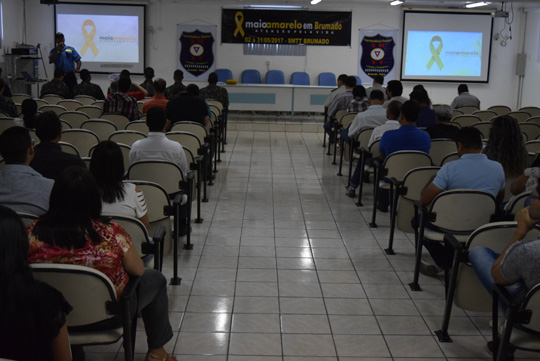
28,220,133,299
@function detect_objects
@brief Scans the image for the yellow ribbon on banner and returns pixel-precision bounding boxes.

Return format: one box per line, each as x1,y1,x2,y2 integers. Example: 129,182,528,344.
427,36,443,70
234,11,245,37
80,19,99,56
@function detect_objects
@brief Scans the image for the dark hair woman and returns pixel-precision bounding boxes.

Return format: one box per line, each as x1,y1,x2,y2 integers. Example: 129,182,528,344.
28,166,176,361
0,205,72,361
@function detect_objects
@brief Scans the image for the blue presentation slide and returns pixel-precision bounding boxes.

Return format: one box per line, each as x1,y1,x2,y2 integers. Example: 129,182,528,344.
404,31,482,77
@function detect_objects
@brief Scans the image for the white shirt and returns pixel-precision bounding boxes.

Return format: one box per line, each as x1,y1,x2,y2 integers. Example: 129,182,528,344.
102,183,147,219
324,85,346,108
366,83,388,100
129,132,189,175
348,105,388,138
368,120,400,146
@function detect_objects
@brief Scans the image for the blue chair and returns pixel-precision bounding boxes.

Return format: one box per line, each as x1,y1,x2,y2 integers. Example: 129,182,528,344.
265,70,285,84
291,72,310,85
318,72,336,86
241,69,261,84
353,76,362,86
215,69,233,83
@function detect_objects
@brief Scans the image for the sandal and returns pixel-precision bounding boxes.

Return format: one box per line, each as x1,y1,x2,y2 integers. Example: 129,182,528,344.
146,352,178,361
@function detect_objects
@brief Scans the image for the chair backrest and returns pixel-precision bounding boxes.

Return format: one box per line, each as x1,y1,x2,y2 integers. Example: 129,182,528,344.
166,131,203,154
340,112,357,130
59,111,90,129
57,99,84,111
61,120,72,130
357,127,374,148
383,151,433,182
368,139,381,159
455,106,478,114
207,100,223,114
265,70,285,84
40,104,67,115
525,140,540,153
506,191,531,216
127,160,185,196
108,130,147,147
0,118,14,134
34,98,49,108
76,105,103,119
318,72,336,86
61,129,100,156
170,122,208,142
81,119,118,141
520,106,540,117
101,114,130,130
452,109,464,118
508,111,531,123
58,141,81,157
441,152,459,165
41,94,65,105
241,69,261,84
472,110,498,122
519,123,540,142
452,115,481,128
487,105,512,116
16,211,38,227
101,214,152,258
125,120,148,133
74,95,97,105
12,94,31,103
137,101,144,114
429,189,496,232
31,263,118,327
215,69,233,83
291,72,310,85
527,116,540,127
334,109,347,122
429,139,457,166
471,121,492,140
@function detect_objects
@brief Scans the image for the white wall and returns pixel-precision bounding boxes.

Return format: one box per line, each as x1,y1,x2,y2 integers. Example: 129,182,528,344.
4,0,529,109
521,8,540,108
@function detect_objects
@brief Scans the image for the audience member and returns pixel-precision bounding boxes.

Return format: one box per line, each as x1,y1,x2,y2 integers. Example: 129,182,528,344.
30,111,85,180
129,107,189,175
13,99,38,129
327,75,356,118
347,85,369,113
383,80,407,108
509,155,540,203
166,85,210,130
450,84,480,109
165,70,186,100
200,72,229,110
0,126,54,215
0,67,13,97
323,73,348,114
410,88,435,127
103,77,140,121
143,78,168,114
90,141,149,228
368,100,402,147
28,166,176,361
140,67,155,97
72,69,105,100
366,75,387,101
0,205,72,361
40,68,70,99
0,79,18,117
420,127,505,273
426,105,460,141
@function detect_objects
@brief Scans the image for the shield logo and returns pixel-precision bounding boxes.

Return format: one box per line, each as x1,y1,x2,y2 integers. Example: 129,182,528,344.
360,34,395,80
180,30,215,77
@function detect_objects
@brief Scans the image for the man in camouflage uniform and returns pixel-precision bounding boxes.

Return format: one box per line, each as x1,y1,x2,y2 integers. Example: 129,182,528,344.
73,69,105,100
200,72,229,110
0,79,17,117
40,68,70,99
164,70,186,100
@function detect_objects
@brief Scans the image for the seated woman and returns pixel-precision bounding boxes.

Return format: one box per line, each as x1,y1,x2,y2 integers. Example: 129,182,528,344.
13,98,38,129
28,166,175,361
90,140,149,228
0,205,72,361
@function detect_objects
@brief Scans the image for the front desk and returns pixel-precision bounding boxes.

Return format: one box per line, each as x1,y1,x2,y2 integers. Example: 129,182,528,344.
224,83,334,117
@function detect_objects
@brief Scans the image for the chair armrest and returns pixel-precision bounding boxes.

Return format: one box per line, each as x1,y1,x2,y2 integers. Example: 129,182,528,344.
372,157,382,169
444,233,464,252
493,284,517,310
151,225,166,245
121,274,140,304
388,177,401,187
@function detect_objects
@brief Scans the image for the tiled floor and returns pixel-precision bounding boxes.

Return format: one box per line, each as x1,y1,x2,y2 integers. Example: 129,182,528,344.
87,131,538,360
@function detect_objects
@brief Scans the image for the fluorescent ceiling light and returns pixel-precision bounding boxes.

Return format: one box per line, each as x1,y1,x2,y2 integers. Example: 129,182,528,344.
311,0,322,4
390,0,403,5
465,2,490,8
248,5,305,9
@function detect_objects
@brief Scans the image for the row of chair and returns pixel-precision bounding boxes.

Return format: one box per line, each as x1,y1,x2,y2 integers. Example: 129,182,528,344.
445,104,540,117
217,68,359,86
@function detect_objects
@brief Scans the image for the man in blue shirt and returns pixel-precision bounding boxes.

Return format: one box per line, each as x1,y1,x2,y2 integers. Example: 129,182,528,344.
49,32,81,93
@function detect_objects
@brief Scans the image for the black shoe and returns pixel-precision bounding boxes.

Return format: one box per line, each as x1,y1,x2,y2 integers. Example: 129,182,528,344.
346,188,356,198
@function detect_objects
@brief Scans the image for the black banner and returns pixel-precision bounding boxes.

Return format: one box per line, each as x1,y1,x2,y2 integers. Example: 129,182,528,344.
222,9,352,46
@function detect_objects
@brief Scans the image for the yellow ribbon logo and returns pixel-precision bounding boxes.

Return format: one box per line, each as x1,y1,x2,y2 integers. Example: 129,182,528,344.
80,19,99,56
427,36,443,70
234,11,245,37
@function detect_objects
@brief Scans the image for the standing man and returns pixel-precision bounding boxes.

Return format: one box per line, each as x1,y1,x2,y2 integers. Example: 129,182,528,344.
49,32,81,93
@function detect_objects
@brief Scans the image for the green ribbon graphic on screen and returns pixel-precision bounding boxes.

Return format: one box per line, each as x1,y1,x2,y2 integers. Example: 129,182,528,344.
427,36,443,70
234,12,245,37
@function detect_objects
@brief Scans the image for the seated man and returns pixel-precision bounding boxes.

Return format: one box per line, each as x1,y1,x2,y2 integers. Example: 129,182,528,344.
450,83,480,109
165,69,187,100
104,77,140,121
366,75,387,101
327,75,356,119
323,73,348,115
0,79,17,117
140,66,155,97
0,126,54,215
142,78,168,114
30,111,85,180
40,68,70,99
72,69,105,100
129,107,189,175
420,127,505,273
426,104,460,141
383,80,408,108
200,72,229,110
346,85,369,113
166,85,210,130
368,100,402,147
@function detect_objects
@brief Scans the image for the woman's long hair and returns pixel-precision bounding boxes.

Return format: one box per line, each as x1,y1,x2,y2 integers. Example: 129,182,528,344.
32,166,102,249
0,205,41,360
89,140,126,204
21,98,38,129
484,115,527,178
